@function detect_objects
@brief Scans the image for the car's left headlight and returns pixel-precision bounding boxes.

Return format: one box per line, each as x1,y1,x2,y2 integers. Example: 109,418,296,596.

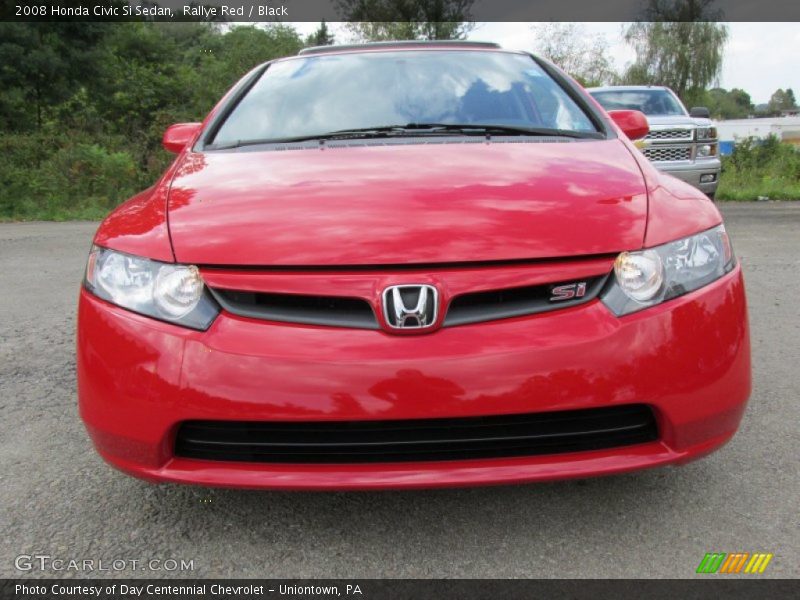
602,224,735,316
84,245,219,330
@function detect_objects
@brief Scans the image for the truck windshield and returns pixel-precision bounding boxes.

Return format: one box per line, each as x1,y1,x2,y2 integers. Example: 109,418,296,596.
590,89,687,116
210,50,599,147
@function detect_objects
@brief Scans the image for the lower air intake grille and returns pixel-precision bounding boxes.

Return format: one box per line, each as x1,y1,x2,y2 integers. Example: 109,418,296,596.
175,405,658,464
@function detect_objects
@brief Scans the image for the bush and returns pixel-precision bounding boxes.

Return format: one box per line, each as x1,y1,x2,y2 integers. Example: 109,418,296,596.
0,133,139,220
718,135,800,200
0,22,304,221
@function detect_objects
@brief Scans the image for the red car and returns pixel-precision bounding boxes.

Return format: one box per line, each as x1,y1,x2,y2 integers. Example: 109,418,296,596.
77,42,750,490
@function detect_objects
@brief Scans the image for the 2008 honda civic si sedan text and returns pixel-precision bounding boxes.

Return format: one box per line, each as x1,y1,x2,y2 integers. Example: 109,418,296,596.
77,42,751,490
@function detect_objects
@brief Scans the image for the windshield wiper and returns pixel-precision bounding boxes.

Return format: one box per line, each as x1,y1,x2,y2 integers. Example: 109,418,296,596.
207,123,602,150
208,126,408,149
400,123,604,139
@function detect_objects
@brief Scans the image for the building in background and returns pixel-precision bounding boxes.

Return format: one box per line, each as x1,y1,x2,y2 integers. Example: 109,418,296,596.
716,117,800,154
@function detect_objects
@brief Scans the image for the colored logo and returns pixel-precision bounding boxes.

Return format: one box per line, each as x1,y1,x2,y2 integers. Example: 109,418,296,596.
697,552,774,574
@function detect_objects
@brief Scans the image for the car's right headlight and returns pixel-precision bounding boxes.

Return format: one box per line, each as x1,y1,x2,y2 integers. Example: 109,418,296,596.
84,245,219,330
601,224,735,316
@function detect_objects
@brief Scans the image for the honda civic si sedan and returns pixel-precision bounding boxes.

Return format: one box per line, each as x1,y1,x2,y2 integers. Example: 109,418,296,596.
77,41,750,490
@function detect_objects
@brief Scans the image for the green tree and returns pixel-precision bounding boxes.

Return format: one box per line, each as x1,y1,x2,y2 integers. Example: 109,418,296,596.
336,0,474,41
306,20,335,46
767,88,797,114
622,0,728,107
704,87,754,119
0,23,107,131
0,21,312,219
531,23,616,87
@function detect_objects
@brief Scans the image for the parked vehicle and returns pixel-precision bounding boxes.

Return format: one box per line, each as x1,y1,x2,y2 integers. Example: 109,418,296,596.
588,85,721,198
77,42,750,489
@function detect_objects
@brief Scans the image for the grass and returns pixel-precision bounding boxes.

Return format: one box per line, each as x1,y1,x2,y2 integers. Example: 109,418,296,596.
0,206,110,222
716,176,800,201
716,137,800,201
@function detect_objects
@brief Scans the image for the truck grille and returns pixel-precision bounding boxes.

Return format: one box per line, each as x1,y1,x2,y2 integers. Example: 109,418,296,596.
174,404,658,464
643,145,692,162
646,129,693,142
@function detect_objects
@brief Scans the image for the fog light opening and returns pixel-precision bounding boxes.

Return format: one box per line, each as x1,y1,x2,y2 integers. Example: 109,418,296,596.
700,174,717,183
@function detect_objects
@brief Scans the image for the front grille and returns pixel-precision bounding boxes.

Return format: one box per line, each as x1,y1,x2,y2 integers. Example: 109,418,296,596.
445,274,608,326
643,145,692,162
646,129,693,141
208,274,609,330
209,289,379,329
174,405,658,464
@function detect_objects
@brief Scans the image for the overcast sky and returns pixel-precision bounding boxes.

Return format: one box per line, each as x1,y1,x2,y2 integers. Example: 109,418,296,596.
289,22,798,105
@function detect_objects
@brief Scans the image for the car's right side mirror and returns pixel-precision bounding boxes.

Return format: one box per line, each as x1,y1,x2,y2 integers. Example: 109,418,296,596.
690,106,711,119
607,110,650,141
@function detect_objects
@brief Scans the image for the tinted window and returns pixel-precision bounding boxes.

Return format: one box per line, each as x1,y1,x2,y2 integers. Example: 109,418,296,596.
590,89,687,116
212,50,598,145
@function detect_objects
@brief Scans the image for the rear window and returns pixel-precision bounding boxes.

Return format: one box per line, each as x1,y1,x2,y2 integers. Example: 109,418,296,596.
211,50,599,145
590,89,687,116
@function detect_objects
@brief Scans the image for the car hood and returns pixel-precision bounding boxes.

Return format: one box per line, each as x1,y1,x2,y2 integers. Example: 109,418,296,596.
167,140,647,266
646,115,712,127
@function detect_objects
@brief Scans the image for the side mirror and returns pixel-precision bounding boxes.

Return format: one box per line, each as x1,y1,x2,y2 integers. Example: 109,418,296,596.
162,123,202,153
607,110,649,141
689,106,711,119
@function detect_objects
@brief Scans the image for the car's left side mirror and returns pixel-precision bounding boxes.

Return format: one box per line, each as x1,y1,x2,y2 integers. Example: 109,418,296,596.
607,110,649,141
689,106,711,119
162,122,202,153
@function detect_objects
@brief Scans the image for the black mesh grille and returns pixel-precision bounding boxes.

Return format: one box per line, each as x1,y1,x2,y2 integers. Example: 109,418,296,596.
174,405,658,464
208,274,609,330
444,274,608,326
209,289,379,329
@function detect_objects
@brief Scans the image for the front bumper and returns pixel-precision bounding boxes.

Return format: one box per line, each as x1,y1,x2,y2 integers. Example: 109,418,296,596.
77,267,750,490
655,158,722,195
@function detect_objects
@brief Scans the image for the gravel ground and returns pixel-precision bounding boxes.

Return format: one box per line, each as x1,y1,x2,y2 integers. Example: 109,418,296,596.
0,203,798,579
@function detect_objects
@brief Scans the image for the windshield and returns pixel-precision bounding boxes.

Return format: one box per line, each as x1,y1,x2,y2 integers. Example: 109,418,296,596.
210,50,599,146
589,89,687,116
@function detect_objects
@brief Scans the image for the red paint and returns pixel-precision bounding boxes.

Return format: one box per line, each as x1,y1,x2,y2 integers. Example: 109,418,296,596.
608,110,650,140
162,122,202,153
167,141,648,266
78,48,750,489
78,266,750,489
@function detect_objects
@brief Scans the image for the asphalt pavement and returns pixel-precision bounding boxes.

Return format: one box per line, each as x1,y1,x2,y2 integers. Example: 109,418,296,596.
0,203,798,579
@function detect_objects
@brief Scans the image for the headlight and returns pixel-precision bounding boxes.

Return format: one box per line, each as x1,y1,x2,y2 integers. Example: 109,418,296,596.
696,127,717,140
696,144,716,158
84,246,219,330
602,224,735,316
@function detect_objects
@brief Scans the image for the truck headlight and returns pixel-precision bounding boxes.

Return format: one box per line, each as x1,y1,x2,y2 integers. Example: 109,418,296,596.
697,144,717,158
602,225,735,316
84,246,219,330
696,127,717,140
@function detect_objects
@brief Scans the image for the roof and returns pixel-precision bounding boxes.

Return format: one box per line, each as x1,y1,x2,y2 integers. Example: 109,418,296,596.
298,40,502,56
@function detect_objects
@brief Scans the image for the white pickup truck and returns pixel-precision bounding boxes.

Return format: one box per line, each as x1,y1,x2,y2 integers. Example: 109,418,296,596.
588,85,721,199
